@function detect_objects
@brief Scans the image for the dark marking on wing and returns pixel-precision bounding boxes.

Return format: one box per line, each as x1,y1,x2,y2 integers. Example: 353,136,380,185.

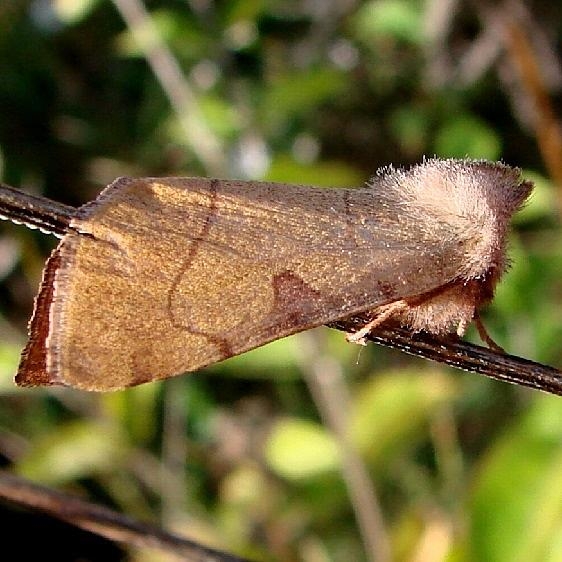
167,178,218,330
165,180,233,360
201,334,233,361
266,270,322,332
129,348,159,387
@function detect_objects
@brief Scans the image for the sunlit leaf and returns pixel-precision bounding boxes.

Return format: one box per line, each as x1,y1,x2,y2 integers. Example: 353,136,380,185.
53,0,99,24
265,418,340,479
433,115,501,160
470,396,562,562
266,155,365,187
16,421,125,484
350,370,459,463
354,0,423,44
0,342,22,394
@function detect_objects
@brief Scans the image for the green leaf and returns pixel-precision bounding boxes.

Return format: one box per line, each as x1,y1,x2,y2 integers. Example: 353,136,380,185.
211,334,303,379
16,421,125,484
350,370,459,463
0,342,23,395
53,0,100,24
265,418,340,479
470,396,562,562
433,115,501,160
354,0,423,44
223,0,267,25
261,68,347,131
388,106,430,155
266,155,364,187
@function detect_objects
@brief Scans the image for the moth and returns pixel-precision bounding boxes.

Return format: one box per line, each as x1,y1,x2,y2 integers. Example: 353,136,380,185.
0,158,536,391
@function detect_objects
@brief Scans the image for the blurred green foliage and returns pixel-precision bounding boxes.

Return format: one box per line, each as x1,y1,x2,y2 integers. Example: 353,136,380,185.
1,0,562,561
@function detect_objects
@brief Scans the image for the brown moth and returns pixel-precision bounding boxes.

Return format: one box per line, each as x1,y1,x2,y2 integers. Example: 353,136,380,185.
14,158,532,391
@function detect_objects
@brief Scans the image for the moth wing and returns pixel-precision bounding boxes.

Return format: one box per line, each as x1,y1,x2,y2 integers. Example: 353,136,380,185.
17,177,469,390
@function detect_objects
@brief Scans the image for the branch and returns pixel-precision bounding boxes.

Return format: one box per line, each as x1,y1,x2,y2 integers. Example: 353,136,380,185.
0,182,73,237
330,318,562,396
0,471,253,562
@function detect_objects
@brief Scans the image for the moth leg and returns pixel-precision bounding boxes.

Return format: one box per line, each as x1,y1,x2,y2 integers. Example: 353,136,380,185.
474,311,505,353
346,300,409,346
456,318,469,337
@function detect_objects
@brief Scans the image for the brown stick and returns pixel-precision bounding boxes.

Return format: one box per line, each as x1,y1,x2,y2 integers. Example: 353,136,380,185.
0,183,73,237
0,471,253,562
331,318,562,396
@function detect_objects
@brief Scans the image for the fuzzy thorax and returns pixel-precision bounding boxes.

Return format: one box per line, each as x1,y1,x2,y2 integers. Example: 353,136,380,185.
367,158,532,336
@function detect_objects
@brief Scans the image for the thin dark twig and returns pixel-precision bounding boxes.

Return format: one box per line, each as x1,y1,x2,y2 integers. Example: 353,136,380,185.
0,471,253,562
330,318,562,396
2,181,561,396
0,183,73,237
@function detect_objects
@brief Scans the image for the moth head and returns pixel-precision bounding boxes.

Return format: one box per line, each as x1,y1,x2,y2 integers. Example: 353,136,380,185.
414,158,532,281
